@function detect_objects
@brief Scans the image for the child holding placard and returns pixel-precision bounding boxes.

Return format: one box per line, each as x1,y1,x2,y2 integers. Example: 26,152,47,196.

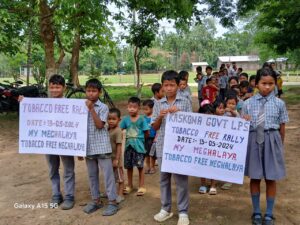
152,70,192,225
19,74,76,210
242,67,289,225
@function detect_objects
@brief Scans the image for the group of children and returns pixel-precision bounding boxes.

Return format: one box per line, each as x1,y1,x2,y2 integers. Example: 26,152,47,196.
26,62,288,225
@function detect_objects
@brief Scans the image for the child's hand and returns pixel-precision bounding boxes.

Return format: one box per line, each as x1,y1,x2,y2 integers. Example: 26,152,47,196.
225,107,231,112
78,156,84,161
159,109,168,118
168,106,179,113
85,100,94,111
112,159,119,167
242,114,251,121
18,95,24,102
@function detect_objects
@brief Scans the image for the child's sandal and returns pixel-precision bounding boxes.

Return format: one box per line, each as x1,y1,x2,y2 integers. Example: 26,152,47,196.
263,214,275,225
251,213,262,225
136,187,146,196
123,186,133,195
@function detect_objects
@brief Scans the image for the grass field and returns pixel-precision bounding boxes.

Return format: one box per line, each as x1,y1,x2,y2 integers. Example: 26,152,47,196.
1,71,300,86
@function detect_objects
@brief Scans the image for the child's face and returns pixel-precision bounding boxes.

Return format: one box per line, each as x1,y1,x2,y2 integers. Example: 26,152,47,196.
179,80,187,90
142,105,153,117
127,102,139,116
226,99,237,110
162,79,178,98
155,88,164,99
211,78,217,85
216,103,225,115
257,75,276,96
240,87,248,94
229,79,238,88
250,79,256,88
206,69,212,75
239,76,247,82
86,87,101,102
49,83,65,98
207,81,213,87
108,113,120,129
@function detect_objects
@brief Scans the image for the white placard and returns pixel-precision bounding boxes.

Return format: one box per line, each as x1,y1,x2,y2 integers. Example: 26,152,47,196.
161,111,250,184
19,98,88,156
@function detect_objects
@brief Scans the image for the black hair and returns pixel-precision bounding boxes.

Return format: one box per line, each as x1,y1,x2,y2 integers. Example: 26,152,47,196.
206,66,213,71
255,67,277,85
198,103,215,114
249,75,256,82
213,100,225,109
128,96,141,106
109,108,121,118
178,70,189,79
226,89,238,99
239,72,249,80
85,78,102,91
206,78,212,84
212,71,219,76
161,70,179,85
239,80,249,89
142,99,154,108
49,74,65,86
228,76,239,85
238,67,243,72
231,84,240,90
196,66,202,73
225,94,238,104
151,83,162,94
220,63,225,70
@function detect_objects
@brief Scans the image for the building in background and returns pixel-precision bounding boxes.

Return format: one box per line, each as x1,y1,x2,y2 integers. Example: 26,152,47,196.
191,62,209,72
217,55,260,71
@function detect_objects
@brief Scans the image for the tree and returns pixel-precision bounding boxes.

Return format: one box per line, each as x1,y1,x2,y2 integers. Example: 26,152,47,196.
238,0,300,66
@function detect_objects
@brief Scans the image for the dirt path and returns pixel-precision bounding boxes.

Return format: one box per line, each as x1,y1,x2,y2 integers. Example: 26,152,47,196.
0,99,299,225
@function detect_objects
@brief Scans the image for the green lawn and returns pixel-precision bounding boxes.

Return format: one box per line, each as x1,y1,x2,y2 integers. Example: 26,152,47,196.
1,71,300,86
282,86,300,104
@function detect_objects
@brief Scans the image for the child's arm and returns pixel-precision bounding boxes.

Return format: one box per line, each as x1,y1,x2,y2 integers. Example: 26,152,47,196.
86,100,105,129
152,109,168,130
279,123,285,143
113,143,122,167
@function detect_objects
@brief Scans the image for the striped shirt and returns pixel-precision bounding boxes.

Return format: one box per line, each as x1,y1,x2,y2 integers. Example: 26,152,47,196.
242,92,289,130
86,100,112,156
151,94,192,157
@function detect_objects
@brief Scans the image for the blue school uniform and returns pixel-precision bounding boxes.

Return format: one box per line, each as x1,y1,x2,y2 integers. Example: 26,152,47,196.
242,92,289,180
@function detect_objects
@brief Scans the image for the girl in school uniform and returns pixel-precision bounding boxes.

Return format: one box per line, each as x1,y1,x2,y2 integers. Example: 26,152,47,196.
242,67,289,225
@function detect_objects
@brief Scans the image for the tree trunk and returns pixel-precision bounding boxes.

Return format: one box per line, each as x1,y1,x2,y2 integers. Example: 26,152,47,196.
26,22,32,86
134,46,140,89
39,0,65,80
39,0,56,80
70,32,80,87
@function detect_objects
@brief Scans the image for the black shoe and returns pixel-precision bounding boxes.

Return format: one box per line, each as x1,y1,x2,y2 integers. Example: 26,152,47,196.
50,196,63,208
252,213,262,225
263,214,275,225
61,199,75,210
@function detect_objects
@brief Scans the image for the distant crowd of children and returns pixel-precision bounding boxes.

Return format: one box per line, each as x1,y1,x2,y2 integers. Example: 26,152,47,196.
23,61,288,225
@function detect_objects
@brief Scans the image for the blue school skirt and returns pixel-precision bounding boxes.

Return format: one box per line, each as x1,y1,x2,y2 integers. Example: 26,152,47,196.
245,130,286,180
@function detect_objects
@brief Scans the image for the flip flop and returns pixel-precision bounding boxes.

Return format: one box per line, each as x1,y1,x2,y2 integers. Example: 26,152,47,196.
221,183,232,190
209,187,217,195
149,169,156,174
123,186,133,195
136,187,146,196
